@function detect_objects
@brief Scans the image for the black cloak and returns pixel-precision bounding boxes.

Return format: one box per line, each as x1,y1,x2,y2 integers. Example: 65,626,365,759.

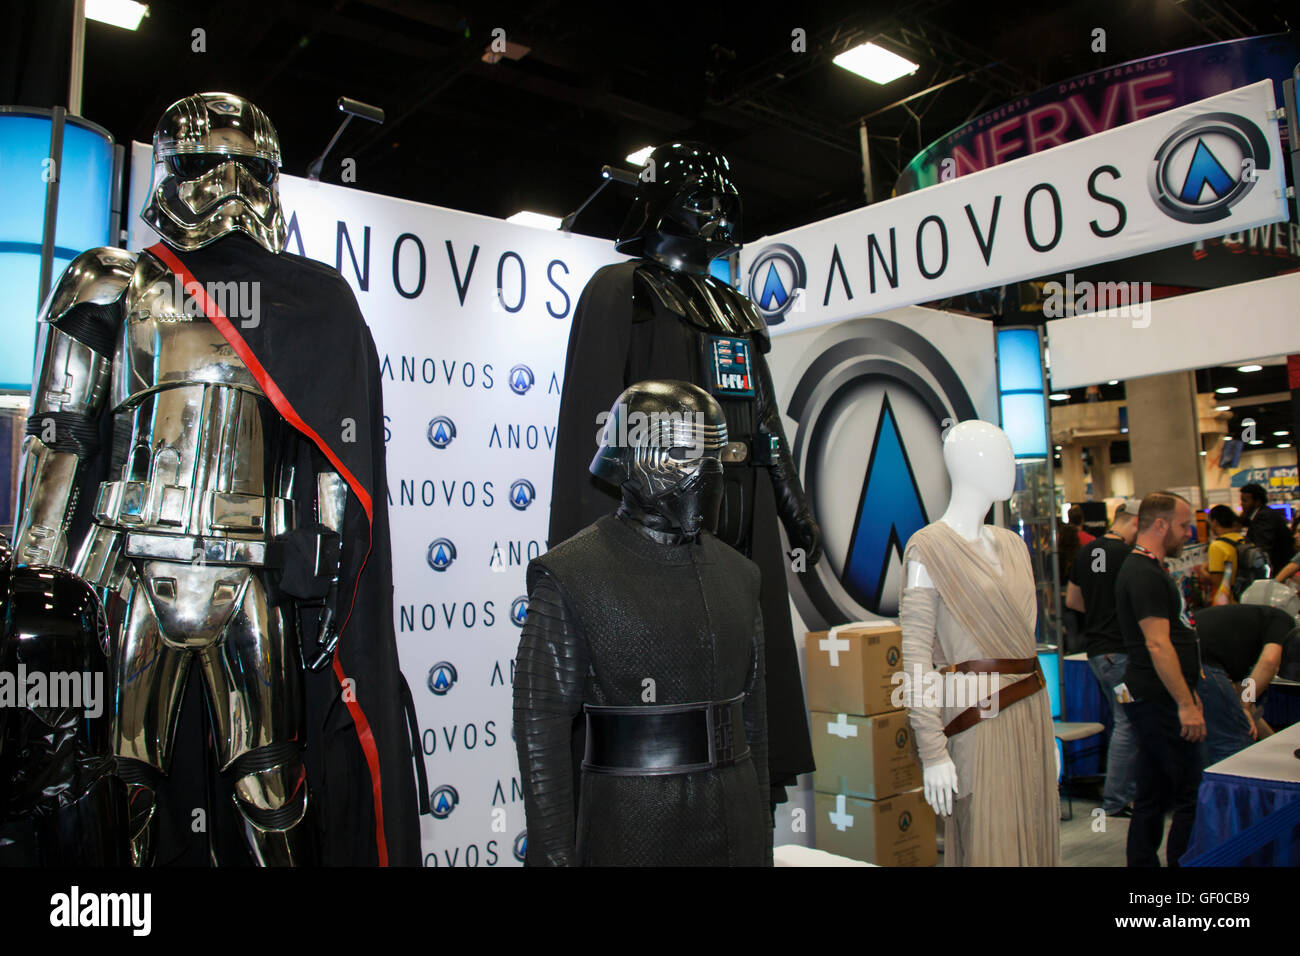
547,260,816,797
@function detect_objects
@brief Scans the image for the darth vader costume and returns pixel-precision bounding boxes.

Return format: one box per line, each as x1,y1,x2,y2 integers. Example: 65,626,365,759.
517,380,771,865
11,93,425,865
548,143,818,800
0,536,129,865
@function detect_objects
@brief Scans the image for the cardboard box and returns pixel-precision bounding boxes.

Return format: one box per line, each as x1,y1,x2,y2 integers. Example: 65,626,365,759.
811,709,921,800
805,624,903,716
813,789,936,867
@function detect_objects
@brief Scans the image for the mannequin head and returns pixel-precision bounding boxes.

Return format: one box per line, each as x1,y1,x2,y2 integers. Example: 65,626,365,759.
615,142,742,273
590,380,727,539
142,92,287,254
942,420,1016,505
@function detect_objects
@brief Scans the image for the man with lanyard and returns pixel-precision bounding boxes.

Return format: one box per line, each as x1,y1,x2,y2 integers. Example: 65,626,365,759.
1065,500,1140,817
1114,491,1205,867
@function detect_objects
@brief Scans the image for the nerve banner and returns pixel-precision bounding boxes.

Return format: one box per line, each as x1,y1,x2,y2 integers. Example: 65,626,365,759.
739,81,1288,336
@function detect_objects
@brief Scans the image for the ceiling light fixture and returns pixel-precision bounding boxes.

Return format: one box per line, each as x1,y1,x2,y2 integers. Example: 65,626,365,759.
505,211,561,230
86,0,148,29
1214,405,1230,411
1236,364,1263,373
1107,380,1118,385
625,146,654,166
832,42,919,84
1214,386,1238,394
1049,392,1070,401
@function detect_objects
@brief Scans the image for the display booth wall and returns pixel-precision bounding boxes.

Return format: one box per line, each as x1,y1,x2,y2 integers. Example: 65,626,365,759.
118,72,1288,860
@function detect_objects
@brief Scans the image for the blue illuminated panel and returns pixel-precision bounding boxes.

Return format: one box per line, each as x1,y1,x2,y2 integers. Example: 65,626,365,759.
997,328,1048,459
0,112,114,390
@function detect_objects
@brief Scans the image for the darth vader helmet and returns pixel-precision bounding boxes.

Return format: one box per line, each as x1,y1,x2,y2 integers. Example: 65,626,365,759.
590,380,727,538
141,92,287,253
615,142,741,270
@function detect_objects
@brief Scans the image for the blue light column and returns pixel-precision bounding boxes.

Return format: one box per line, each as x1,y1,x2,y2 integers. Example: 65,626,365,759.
996,324,1066,718
0,109,115,391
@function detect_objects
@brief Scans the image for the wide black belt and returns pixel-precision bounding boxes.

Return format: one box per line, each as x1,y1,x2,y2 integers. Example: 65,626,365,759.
582,694,749,775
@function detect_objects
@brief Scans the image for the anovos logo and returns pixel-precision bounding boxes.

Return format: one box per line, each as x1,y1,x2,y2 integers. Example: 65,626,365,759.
784,318,976,623
746,243,806,323
1148,112,1271,224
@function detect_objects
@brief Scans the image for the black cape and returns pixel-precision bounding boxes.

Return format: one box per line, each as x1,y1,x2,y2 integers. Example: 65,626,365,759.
102,236,427,866
547,261,815,795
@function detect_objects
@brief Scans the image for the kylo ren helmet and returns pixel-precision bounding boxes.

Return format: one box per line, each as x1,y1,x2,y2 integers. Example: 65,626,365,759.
141,92,287,254
615,142,742,264
590,380,728,537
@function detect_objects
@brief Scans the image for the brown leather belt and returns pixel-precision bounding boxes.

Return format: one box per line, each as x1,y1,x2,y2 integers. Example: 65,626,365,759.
938,656,1045,737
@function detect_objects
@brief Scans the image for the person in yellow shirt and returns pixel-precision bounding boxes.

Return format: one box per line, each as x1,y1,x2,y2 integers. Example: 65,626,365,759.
1198,505,1246,605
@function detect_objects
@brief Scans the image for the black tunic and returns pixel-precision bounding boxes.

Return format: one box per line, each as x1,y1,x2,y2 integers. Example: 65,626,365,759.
547,260,816,795
514,514,771,866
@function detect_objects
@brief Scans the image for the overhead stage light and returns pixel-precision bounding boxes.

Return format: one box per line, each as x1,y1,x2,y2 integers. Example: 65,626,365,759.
833,42,919,85
1215,386,1238,394
1236,365,1263,373
86,0,148,30
625,146,654,166
1049,393,1070,401
1274,430,1290,436
506,211,561,230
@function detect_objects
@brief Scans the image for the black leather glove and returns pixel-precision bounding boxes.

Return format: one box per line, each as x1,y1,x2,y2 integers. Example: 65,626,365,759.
754,352,822,568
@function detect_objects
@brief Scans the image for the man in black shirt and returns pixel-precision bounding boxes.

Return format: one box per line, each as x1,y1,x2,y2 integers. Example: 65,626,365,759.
1114,491,1204,867
1194,603,1298,765
1240,483,1292,575
1066,500,1139,815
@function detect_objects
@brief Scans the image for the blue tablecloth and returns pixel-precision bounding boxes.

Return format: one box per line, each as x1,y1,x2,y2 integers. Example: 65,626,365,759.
1182,774,1300,866
1063,655,1108,775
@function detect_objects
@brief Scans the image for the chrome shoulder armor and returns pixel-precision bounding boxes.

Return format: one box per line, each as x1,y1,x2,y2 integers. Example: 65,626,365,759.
12,247,135,567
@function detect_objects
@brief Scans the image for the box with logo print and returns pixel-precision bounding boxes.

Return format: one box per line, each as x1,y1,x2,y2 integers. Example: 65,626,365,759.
804,623,903,716
813,788,936,867
810,709,922,800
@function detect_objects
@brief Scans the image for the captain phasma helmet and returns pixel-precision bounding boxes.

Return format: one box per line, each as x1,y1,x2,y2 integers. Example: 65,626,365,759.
615,142,742,267
141,92,287,254
590,380,728,538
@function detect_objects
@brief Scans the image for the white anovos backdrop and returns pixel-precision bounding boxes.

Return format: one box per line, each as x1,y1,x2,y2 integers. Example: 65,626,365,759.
128,143,623,866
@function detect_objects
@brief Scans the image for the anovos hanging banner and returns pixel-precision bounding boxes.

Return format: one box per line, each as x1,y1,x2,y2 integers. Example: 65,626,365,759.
739,80,1287,335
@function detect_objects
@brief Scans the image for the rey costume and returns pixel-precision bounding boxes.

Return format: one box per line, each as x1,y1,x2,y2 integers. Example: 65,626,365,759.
899,521,1060,866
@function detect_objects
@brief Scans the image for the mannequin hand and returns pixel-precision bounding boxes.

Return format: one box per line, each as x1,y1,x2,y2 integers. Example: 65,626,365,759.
922,759,959,817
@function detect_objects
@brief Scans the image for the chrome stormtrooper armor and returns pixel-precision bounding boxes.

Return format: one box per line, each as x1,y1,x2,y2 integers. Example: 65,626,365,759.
12,93,339,866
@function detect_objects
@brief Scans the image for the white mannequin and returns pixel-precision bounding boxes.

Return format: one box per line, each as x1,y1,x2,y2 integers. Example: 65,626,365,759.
905,420,1015,817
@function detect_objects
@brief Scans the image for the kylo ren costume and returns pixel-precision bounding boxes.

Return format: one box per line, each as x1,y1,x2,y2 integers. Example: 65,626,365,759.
516,381,772,866
547,143,819,801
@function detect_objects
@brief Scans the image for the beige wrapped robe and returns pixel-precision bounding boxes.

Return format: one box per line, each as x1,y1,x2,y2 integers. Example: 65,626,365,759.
898,521,1060,866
